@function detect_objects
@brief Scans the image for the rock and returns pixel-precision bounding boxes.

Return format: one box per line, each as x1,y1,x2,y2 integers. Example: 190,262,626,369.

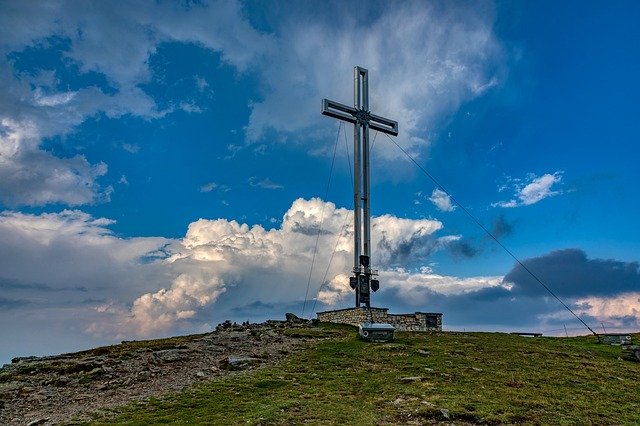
285,313,304,323
227,356,259,366
392,397,405,405
471,367,483,372
400,376,424,382
260,330,280,340
440,408,450,419
86,367,105,378
26,419,49,426
417,349,430,356
11,356,38,364
153,349,189,363
195,371,206,378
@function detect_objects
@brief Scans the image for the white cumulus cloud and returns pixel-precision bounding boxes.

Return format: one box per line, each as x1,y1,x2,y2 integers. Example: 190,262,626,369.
429,188,456,212
493,172,564,208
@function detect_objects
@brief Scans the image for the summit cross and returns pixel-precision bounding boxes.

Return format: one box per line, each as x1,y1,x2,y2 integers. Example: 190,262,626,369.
321,66,398,307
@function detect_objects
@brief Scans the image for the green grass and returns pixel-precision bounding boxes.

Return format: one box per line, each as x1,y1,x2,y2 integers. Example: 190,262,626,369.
88,326,640,425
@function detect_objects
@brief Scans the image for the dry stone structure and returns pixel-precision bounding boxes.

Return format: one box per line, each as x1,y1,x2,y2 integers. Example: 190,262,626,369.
317,307,442,332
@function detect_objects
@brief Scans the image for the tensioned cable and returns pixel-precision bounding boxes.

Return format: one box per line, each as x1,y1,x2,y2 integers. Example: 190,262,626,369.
309,210,351,318
308,123,355,317
383,133,598,337
343,123,354,190
301,121,342,318
307,130,380,317
369,130,379,154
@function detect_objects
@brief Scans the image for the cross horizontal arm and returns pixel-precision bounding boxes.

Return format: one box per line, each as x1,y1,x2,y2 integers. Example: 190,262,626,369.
322,98,398,136
369,113,398,136
321,99,357,124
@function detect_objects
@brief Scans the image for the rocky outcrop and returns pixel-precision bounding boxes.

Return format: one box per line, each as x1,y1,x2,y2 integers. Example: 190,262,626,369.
0,316,326,426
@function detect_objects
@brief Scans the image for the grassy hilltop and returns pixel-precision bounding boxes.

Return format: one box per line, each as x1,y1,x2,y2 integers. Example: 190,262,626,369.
94,324,639,425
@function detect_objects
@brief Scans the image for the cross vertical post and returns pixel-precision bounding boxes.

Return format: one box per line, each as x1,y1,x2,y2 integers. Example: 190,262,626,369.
322,66,398,308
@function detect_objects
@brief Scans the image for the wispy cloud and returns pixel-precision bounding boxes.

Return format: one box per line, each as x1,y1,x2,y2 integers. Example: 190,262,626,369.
429,188,456,212
492,172,563,208
248,177,283,190
200,182,230,193
122,143,140,154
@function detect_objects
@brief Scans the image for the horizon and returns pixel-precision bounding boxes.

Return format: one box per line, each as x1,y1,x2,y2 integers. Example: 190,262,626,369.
1,0,639,365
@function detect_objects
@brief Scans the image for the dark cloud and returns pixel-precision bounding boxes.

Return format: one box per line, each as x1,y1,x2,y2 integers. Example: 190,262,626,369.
377,285,558,328
492,214,513,238
0,277,56,292
379,233,439,267
448,239,478,259
379,233,479,266
0,297,30,309
503,249,640,297
289,223,332,236
231,300,276,314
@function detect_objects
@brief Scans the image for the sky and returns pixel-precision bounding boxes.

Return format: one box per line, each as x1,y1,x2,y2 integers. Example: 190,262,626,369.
1,0,639,365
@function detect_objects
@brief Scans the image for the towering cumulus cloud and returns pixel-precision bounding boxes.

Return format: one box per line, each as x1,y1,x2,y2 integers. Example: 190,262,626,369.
118,198,502,336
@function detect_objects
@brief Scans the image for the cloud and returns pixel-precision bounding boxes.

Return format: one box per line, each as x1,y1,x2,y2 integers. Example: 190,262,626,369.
200,182,218,193
493,172,563,208
447,239,478,259
317,274,352,306
108,198,358,335
374,215,445,267
0,118,109,206
0,209,170,293
0,0,274,207
248,177,284,190
127,273,226,335
492,214,513,238
0,1,505,207
575,293,640,327
122,143,140,154
245,1,504,161
200,182,230,193
503,249,640,298
2,200,640,363
429,188,456,212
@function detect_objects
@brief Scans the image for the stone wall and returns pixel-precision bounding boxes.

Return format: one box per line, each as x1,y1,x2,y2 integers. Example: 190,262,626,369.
316,307,389,327
317,307,442,331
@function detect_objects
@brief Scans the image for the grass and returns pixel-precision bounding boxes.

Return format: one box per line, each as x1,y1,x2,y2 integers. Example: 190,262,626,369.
87,325,640,425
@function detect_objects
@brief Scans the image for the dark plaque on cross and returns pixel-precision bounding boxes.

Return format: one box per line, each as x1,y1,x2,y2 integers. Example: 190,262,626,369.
321,66,398,307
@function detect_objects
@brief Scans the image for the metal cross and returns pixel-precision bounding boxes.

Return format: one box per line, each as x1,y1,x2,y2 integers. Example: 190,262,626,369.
322,66,398,307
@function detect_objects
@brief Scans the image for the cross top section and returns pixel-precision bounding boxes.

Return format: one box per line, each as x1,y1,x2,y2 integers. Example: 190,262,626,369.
321,66,398,307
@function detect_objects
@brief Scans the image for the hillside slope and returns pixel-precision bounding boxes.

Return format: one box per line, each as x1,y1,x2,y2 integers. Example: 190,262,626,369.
2,322,639,425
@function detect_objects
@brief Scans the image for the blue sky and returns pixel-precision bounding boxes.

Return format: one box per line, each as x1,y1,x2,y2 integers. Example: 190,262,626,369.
1,0,639,364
